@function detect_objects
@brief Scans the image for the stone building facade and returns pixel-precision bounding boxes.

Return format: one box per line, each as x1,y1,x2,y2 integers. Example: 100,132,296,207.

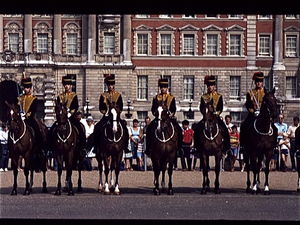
0,14,299,127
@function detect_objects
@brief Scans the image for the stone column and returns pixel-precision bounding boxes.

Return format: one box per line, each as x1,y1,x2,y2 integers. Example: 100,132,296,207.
24,14,32,53
88,14,96,62
246,15,257,70
53,14,62,54
122,14,132,65
0,15,3,52
273,15,285,70
81,15,88,55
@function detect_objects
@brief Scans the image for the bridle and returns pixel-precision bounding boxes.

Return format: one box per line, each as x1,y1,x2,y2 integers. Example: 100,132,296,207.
8,108,27,144
105,104,123,143
203,103,219,141
155,104,175,143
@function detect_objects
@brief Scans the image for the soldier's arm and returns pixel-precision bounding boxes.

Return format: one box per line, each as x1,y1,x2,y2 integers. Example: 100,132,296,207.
246,92,255,113
215,95,223,116
151,96,157,116
118,94,123,112
99,94,107,115
169,97,176,117
70,94,78,115
199,96,205,115
27,97,37,118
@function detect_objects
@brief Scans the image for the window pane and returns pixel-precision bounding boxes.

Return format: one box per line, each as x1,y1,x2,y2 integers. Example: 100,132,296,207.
286,35,297,57
183,34,194,55
104,33,115,54
161,34,171,55
184,77,194,100
207,34,217,55
286,77,296,97
9,33,19,52
67,33,77,54
230,35,241,55
38,33,48,53
137,34,148,55
259,35,270,56
137,76,148,100
230,76,240,100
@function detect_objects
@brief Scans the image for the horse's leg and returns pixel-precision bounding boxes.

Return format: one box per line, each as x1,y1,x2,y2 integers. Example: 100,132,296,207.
153,160,161,195
214,152,221,194
77,152,83,192
97,157,103,192
23,153,31,195
161,164,166,193
11,156,18,195
113,153,122,195
104,157,110,195
167,158,174,195
41,153,47,193
206,156,210,191
245,150,251,193
201,154,208,195
66,154,74,196
29,169,34,192
251,155,259,195
264,153,271,195
55,153,62,195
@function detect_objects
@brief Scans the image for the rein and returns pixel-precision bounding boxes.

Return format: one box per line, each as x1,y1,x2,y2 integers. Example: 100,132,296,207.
253,119,273,136
105,121,124,143
9,119,27,144
155,122,175,143
57,119,72,143
203,123,220,141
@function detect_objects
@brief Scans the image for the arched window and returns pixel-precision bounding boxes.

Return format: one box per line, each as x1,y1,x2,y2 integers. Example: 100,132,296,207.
4,22,23,53
33,22,52,53
62,22,81,55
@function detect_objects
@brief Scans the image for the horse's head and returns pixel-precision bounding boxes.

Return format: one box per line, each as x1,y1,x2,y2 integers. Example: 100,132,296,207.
155,100,170,131
107,99,121,134
6,101,21,132
202,98,217,132
262,87,278,120
55,99,68,131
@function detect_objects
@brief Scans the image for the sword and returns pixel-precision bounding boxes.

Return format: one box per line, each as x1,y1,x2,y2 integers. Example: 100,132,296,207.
246,77,260,111
16,82,23,113
146,82,156,96
56,81,63,103
198,82,209,103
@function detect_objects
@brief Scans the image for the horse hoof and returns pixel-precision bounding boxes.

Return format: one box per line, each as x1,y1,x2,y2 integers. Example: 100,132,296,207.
23,190,30,195
251,190,257,195
68,190,74,196
104,190,110,195
168,189,174,195
214,189,221,194
114,191,121,195
54,190,61,195
246,187,251,193
201,189,206,195
11,190,17,195
153,188,160,195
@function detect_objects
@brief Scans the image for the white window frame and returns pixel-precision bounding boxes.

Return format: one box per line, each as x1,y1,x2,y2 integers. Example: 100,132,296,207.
286,77,297,98
258,34,272,56
66,33,78,55
184,76,194,100
258,15,272,19
179,24,199,56
228,14,243,19
156,24,176,56
230,76,241,100
182,14,197,18
9,33,19,53
159,14,173,18
137,33,149,55
62,22,81,55
133,24,153,56
135,14,150,18
202,24,223,56
285,15,297,19
206,34,219,56
183,33,195,55
37,33,48,53
137,75,148,100
104,33,115,54
205,14,220,19
285,34,298,57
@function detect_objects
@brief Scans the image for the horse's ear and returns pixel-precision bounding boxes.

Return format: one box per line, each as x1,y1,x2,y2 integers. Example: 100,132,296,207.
271,87,275,94
264,86,268,94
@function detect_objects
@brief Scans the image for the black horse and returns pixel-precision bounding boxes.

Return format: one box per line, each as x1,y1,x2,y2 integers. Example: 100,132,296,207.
197,99,223,194
148,100,178,195
95,100,127,195
6,101,48,195
242,87,278,195
52,99,84,195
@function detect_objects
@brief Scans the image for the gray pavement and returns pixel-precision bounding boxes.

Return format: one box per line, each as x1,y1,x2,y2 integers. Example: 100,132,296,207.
1,157,300,220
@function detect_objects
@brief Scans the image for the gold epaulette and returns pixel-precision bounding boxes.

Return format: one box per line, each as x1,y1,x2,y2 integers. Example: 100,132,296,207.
101,91,121,106
201,91,221,111
18,95,36,113
61,92,77,109
248,88,265,111
155,93,174,109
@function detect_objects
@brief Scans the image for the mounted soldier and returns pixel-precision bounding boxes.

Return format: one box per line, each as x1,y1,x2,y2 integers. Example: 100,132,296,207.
19,77,45,156
193,75,230,155
145,76,183,157
48,75,86,155
93,74,129,153
240,71,277,150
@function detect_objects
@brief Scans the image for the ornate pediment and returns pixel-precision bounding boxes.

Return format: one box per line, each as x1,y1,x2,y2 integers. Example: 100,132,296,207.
202,24,223,31
133,24,153,31
63,22,80,33
156,24,176,31
4,22,23,32
225,24,246,31
34,22,52,33
179,24,200,31
284,25,300,32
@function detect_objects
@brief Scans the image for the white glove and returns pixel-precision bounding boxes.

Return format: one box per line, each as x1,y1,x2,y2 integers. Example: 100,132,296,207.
20,111,26,120
67,112,71,118
254,110,260,117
